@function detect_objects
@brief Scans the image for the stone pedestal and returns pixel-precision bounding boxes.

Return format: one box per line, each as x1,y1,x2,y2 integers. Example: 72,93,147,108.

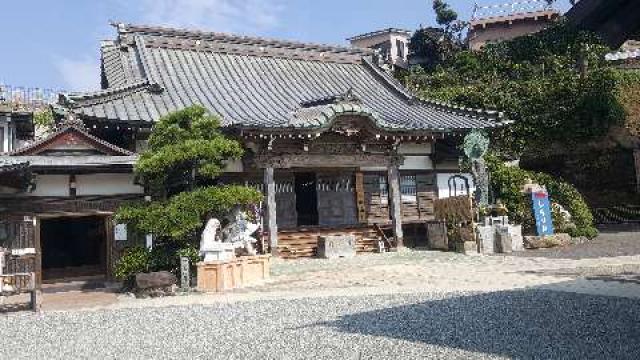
477,216,524,254
317,235,356,259
495,226,513,254
197,255,270,293
509,225,524,252
202,243,236,263
455,241,479,255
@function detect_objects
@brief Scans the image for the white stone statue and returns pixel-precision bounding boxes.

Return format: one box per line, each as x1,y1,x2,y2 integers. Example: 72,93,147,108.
199,218,234,262
219,208,260,256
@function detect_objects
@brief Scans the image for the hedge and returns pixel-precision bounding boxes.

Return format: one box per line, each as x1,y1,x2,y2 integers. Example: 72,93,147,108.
487,156,598,238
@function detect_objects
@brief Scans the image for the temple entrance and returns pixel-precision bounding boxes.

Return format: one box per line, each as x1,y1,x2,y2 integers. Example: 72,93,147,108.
295,173,319,226
40,215,107,281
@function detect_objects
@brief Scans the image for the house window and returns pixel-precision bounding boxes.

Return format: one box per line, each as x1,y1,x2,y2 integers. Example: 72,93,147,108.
0,125,4,152
400,175,417,202
396,39,405,58
448,175,470,197
377,175,388,198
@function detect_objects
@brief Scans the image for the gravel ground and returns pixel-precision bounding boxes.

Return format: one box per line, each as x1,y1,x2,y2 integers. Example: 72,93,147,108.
512,229,640,259
2,290,639,360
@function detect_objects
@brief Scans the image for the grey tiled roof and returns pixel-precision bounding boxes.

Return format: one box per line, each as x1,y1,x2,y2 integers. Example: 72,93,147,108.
60,23,507,132
0,155,137,169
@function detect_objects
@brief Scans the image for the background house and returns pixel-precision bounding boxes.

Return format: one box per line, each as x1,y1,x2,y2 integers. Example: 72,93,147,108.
468,0,560,51
348,28,412,70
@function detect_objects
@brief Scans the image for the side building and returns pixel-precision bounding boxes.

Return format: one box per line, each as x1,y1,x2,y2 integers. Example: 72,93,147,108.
1,23,508,283
348,28,412,71
468,1,560,51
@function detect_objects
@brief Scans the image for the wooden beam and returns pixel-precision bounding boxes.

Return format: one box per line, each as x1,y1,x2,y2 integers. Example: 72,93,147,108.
256,154,399,169
264,167,278,256
388,165,404,248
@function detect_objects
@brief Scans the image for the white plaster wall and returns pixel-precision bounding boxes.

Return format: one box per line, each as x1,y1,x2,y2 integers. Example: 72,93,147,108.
400,156,434,170
437,173,476,199
398,143,432,155
30,175,69,197
75,173,144,196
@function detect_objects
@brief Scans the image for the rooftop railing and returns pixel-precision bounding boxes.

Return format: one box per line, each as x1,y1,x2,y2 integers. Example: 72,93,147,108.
0,84,64,112
472,0,555,20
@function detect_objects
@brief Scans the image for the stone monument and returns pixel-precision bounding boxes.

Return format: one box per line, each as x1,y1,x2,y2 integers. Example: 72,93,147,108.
200,218,235,262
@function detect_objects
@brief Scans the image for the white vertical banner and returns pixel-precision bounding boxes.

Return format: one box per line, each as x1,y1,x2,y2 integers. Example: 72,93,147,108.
145,234,153,249
114,224,128,241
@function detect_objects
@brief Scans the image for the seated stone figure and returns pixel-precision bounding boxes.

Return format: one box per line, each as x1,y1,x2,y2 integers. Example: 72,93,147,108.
218,208,260,256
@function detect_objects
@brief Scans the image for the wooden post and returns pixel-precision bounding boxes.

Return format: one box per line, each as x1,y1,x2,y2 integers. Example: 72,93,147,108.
34,217,42,287
264,166,278,256
104,216,115,281
635,149,640,194
388,165,404,248
355,171,367,223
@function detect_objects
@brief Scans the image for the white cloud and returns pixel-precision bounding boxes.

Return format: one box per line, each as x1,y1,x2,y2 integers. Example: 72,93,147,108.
132,0,284,33
54,56,101,92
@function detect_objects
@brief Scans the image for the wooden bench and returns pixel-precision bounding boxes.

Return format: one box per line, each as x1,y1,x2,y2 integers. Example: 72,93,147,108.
0,250,41,312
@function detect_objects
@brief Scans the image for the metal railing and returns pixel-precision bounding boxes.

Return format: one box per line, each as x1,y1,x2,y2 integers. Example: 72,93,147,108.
472,0,554,20
0,84,64,112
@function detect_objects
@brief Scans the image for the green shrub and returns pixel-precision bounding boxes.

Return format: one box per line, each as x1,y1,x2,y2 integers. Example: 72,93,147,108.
487,156,598,238
114,246,150,280
114,243,201,281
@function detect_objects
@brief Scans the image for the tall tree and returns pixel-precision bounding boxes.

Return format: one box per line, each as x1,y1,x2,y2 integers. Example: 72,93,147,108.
117,105,261,242
409,1,466,71
433,0,458,31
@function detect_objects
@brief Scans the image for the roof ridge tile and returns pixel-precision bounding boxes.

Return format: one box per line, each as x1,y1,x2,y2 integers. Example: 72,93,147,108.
115,22,373,59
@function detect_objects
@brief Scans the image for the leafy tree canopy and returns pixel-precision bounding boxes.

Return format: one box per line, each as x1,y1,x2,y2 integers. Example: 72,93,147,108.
116,105,261,243
409,1,467,71
433,0,458,28
136,105,245,188
406,22,625,156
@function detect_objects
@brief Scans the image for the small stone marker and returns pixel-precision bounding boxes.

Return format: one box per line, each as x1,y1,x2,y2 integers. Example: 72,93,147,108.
180,256,190,290
317,235,356,259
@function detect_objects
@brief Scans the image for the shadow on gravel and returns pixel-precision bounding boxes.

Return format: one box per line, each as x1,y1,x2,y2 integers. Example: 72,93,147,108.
319,289,640,359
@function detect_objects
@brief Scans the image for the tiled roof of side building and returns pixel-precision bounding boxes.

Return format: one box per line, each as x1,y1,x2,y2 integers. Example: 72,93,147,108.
59,23,509,132
347,28,413,41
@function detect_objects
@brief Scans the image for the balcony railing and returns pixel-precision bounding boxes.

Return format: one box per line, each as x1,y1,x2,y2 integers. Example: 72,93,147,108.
472,0,554,20
0,84,63,112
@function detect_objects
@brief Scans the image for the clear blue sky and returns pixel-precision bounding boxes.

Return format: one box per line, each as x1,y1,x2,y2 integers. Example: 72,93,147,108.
0,0,572,92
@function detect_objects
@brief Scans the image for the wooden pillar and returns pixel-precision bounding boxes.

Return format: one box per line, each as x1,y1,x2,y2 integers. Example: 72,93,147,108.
105,216,114,281
34,217,42,287
264,166,278,256
635,149,640,194
388,165,404,248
